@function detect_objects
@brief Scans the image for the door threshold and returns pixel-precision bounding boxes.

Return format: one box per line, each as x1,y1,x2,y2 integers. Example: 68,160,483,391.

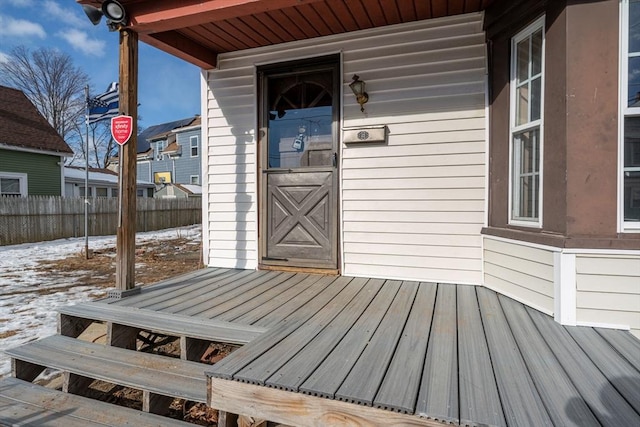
258,264,339,276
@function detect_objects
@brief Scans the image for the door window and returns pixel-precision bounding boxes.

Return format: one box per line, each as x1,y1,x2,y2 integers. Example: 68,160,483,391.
267,70,334,169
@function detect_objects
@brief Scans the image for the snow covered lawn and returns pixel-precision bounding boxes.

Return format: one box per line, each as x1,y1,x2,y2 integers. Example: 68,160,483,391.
0,225,201,377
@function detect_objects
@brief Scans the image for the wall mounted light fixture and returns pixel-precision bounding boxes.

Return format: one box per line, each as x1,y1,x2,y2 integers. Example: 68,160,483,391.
349,74,369,113
81,0,128,31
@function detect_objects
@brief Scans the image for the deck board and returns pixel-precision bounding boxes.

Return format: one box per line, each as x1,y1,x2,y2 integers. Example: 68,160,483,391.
298,280,402,399
0,377,194,427
6,336,208,403
161,270,280,314
498,295,600,426
230,274,325,325
527,307,640,425
265,278,385,392
595,328,640,371
567,326,640,414
457,285,506,426
476,287,552,425
111,268,229,306
124,269,252,310
196,273,308,320
415,284,458,422
335,281,418,406
252,275,341,328
209,276,354,380
373,282,437,414
234,277,369,386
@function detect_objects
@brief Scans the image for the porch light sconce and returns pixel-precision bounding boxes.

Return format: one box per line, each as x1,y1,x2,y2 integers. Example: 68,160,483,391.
349,75,369,113
82,0,128,31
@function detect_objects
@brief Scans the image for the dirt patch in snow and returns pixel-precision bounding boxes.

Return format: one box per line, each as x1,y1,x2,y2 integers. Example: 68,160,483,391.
33,237,203,292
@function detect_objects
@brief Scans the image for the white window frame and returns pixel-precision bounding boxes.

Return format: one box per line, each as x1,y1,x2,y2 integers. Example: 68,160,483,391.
0,172,28,197
190,135,199,157
619,0,640,231
509,16,545,228
190,174,200,185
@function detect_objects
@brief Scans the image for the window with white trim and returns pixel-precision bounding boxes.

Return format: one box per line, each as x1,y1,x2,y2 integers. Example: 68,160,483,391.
621,0,640,229
510,17,544,226
0,172,27,197
190,175,199,185
190,135,199,157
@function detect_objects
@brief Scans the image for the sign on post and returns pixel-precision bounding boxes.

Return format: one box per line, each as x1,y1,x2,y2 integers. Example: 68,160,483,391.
111,115,133,146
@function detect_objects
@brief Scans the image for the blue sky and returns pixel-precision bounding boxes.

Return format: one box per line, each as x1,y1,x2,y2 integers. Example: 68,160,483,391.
0,0,201,127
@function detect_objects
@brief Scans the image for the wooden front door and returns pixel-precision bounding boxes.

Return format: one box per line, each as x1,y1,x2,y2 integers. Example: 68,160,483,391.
259,57,339,270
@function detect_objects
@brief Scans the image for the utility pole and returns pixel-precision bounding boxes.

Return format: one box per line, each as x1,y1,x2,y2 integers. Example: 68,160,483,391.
115,28,138,294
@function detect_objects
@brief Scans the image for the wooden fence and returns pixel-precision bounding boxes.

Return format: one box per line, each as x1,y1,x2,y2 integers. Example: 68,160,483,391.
0,196,202,246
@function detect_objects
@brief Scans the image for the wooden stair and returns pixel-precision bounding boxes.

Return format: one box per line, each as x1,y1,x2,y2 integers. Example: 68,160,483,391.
0,301,267,425
0,377,194,427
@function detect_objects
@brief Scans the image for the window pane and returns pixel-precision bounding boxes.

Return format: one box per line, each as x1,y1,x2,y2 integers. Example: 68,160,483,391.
531,29,543,75
629,0,640,53
96,188,108,197
0,178,20,194
267,70,334,169
519,175,536,218
629,57,640,108
513,128,540,220
531,77,542,121
516,38,530,83
624,117,640,221
516,85,529,126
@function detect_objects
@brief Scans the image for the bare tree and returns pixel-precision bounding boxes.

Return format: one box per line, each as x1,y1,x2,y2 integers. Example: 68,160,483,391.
0,46,88,144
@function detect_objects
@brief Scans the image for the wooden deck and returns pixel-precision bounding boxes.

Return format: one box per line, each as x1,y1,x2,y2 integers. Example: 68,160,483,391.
99,268,640,426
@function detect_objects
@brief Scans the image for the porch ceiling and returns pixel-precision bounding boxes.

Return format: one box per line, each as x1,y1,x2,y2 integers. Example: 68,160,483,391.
78,0,493,68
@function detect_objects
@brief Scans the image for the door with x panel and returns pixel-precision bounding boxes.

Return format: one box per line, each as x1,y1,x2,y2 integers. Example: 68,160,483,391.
259,58,339,270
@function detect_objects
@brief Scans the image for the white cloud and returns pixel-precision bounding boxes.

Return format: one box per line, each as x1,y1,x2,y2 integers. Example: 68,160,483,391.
4,0,35,7
0,52,10,64
57,28,105,57
0,15,46,38
42,0,90,28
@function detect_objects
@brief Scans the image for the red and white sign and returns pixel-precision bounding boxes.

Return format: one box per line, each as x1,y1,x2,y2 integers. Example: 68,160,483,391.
111,115,133,146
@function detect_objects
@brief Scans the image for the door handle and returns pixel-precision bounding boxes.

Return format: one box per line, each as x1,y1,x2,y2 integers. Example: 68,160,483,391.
332,152,338,168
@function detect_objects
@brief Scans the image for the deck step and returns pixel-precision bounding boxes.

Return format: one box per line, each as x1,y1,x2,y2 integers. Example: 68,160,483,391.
6,335,207,404
0,377,193,426
59,301,267,345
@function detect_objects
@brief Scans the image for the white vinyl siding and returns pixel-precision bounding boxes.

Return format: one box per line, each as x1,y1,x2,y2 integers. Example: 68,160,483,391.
575,254,640,338
204,12,485,275
342,14,486,283
483,236,555,314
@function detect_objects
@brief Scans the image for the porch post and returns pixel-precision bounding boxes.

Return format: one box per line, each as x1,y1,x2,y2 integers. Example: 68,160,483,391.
116,29,138,291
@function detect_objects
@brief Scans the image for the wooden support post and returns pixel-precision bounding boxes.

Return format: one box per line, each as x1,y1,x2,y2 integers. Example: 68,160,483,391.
58,314,93,338
238,415,267,427
12,359,45,383
217,411,239,427
181,336,210,361
115,28,138,291
107,322,139,350
143,390,174,415
63,372,94,396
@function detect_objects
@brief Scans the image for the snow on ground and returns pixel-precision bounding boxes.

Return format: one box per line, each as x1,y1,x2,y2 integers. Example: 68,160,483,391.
0,225,201,378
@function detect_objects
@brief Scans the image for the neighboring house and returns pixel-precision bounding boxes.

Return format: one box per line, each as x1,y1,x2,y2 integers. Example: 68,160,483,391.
64,166,155,198
154,183,202,199
135,115,202,187
0,85,73,196
104,0,640,338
